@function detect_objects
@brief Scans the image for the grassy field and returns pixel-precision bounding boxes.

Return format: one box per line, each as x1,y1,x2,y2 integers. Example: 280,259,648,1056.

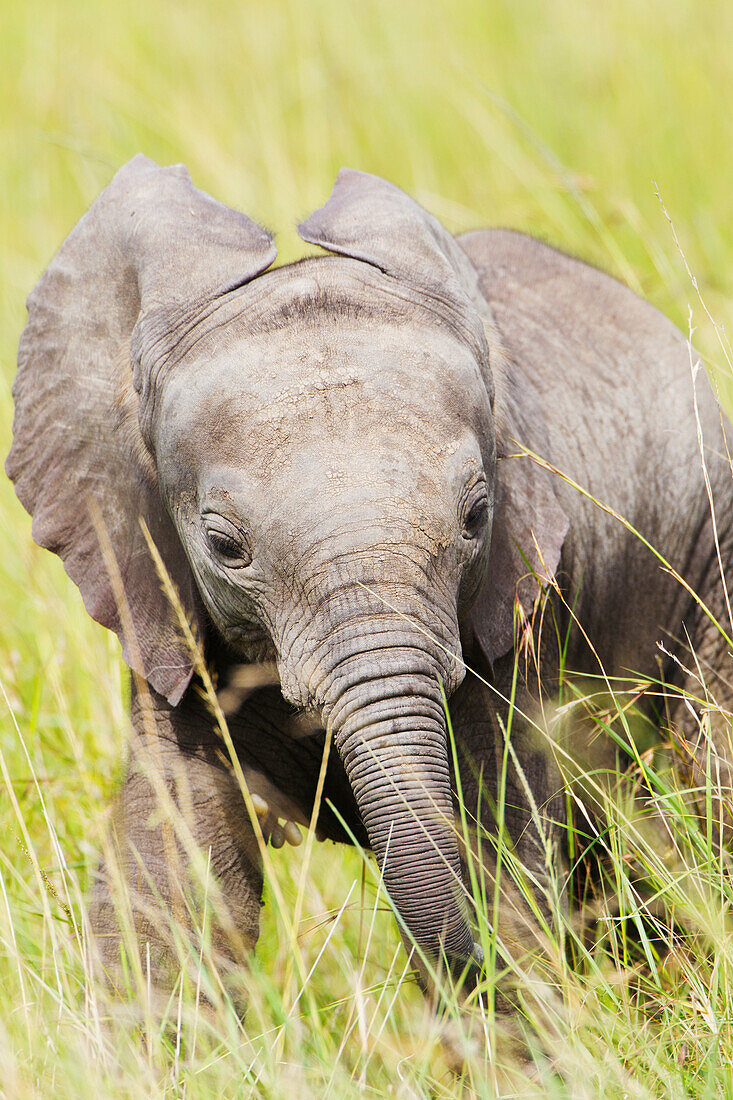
2,1,733,1095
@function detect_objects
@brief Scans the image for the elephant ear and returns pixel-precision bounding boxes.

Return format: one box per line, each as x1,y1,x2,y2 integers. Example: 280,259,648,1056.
469,369,569,666
7,155,276,704
298,168,494,378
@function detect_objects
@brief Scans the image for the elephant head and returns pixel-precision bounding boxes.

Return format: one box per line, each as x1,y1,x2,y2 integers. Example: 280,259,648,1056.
7,158,567,971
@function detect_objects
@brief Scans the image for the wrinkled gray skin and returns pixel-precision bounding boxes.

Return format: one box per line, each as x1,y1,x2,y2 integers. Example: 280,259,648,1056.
7,157,733,999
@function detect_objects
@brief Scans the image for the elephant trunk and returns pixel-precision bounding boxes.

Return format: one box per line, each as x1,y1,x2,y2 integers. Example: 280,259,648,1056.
317,642,479,968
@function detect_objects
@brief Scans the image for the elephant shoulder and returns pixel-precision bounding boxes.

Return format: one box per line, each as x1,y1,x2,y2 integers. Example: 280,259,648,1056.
457,227,690,381
458,227,730,460
460,229,733,651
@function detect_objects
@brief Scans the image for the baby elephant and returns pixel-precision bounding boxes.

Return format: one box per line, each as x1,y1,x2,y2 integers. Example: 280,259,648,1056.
7,157,733,1005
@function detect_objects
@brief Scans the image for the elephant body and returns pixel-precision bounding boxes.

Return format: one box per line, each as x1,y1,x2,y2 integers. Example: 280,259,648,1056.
7,158,732,1005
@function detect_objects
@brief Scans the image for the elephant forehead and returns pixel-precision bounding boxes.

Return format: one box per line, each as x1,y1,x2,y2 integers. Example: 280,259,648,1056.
158,320,488,461
175,401,476,497
145,254,494,459
188,315,478,393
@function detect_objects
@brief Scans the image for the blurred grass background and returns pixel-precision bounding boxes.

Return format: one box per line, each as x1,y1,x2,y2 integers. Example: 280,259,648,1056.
2,1,733,1096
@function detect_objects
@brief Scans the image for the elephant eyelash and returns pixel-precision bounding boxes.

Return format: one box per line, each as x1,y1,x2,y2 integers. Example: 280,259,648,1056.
203,516,252,568
460,482,489,540
464,498,487,529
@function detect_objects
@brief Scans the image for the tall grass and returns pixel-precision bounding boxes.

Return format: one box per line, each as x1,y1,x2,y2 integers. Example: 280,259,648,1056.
2,1,733,1095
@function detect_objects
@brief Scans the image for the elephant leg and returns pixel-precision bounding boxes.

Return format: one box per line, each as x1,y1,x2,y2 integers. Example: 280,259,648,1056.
90,679,264,1003
223,682,365,847
665,578,733,845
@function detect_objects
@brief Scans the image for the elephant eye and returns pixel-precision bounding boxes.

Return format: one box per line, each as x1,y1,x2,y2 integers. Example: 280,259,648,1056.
462,491,489,540
203,517,252,569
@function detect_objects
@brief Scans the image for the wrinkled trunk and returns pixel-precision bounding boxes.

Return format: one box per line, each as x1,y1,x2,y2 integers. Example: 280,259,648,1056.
315,632,480,969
